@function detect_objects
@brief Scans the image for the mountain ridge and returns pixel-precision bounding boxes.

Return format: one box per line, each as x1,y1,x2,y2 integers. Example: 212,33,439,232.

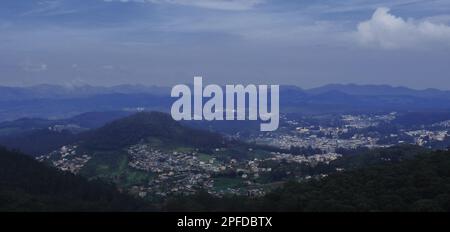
2,83,450,122
306,83,450,98
2,83,450,100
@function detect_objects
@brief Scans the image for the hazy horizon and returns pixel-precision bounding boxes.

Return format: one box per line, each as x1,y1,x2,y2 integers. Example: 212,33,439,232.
2,82,450,92
1,0,450,89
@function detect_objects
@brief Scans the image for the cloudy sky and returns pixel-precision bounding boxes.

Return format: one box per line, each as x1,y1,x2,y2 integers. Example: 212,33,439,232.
1,0,450,89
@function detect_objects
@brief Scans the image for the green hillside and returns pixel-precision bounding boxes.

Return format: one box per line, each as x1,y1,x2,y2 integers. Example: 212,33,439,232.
0,147,151,211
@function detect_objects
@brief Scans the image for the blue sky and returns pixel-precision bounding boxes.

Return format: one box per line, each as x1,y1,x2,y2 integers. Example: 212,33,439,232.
1,0,450,89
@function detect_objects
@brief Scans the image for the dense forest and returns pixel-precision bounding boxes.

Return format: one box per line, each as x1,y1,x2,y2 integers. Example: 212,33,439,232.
0,147,151,211
2,143,450,212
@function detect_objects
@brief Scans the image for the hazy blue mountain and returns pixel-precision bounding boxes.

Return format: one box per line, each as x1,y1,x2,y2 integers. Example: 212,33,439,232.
0,111,132,137
0,84,170,102
0,111,132,156
0,93,172,121
1,84,450,122
307,84,450,98
393,111,450,126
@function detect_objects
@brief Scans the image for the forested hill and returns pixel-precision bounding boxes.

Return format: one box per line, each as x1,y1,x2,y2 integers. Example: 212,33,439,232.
0,147,151,211
78,111,226,151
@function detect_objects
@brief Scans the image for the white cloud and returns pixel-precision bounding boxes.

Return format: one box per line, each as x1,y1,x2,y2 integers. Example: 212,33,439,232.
104,0,264,11
22,62,48,72
356,7,450,49
101,64,115,70
20,0,78,16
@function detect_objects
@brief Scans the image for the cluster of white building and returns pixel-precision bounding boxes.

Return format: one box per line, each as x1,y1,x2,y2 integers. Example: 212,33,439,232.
37,145,91,174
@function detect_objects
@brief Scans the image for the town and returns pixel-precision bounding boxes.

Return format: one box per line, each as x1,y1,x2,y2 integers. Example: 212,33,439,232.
249,112,449,152
36,112,450,199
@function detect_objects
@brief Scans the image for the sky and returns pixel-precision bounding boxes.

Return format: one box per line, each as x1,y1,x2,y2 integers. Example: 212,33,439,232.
0,0,450,89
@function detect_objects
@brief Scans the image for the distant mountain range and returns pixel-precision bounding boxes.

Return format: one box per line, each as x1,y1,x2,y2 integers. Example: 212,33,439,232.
3,83,450,100
306,84,450,98
1,83,450,122
0,84,170,101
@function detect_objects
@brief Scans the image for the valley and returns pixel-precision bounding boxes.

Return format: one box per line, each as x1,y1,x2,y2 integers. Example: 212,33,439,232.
28,109,450,202
2,84,450,211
